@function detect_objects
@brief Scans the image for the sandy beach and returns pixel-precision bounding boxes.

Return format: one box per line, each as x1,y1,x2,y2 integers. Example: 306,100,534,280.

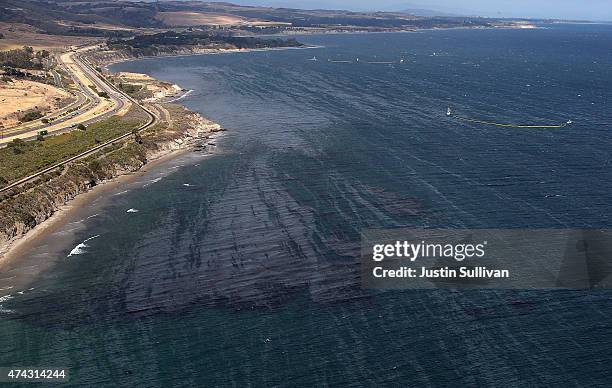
0,43,311,275
0,143,207,276
0,44,231,268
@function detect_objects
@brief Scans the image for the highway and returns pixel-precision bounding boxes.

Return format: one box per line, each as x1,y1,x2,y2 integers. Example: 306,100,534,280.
0,46,157,194
0,46,129,144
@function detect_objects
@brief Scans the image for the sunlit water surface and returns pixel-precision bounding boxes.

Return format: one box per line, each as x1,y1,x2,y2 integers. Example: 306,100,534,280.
1,25,612,386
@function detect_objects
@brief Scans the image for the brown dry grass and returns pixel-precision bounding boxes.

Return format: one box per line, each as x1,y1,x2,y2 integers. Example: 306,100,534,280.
113,72,181,102
0,22,101,51
0,80,70,126
155,11,250,26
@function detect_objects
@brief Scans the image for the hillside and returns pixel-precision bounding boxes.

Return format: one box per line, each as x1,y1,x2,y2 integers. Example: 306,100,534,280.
0,0,500,41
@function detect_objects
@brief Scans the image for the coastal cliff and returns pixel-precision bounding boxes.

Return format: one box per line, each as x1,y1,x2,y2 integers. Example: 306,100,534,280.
0,33,302,261
0,104,222,258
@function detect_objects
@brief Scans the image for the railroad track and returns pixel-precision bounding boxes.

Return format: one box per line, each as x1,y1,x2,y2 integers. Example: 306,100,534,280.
0,47,157,195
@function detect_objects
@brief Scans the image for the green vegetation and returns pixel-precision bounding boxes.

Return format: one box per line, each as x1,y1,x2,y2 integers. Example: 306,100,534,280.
1,0,508,44
0,115,144,185
19,111,43,123
0,46,49,70
108,31,303,55
6,139,25,155
118,82,142,95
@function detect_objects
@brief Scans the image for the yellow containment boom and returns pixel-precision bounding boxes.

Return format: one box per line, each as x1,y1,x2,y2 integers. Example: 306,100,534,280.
447,108,572,129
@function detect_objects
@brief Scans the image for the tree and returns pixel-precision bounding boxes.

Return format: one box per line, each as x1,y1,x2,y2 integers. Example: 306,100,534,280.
35,50,50,60
77,123,86,130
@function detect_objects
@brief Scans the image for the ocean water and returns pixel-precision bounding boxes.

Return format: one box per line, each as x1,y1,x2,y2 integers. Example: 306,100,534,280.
2,25,612,386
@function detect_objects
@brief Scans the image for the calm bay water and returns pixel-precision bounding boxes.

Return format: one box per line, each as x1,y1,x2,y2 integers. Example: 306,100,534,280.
1,25,612,386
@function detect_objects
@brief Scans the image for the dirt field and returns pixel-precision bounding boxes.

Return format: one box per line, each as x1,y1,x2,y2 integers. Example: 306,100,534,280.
117,72,155,82
0,79,71,126
115,72,183,102
0,22,100,51
155,11,251,26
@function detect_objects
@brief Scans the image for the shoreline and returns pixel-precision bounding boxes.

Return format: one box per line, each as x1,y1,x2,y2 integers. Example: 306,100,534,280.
0,25,535,269
0,145,195,269
0,45,240,267
101,45,320,71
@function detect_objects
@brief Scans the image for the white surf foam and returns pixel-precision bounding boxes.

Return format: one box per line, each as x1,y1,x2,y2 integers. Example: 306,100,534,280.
0,294,15,314
67,235,100,257
165,89,193,103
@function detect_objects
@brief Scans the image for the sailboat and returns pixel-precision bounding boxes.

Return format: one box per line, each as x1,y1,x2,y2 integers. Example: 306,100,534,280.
446,107,452,117
308,56,318,61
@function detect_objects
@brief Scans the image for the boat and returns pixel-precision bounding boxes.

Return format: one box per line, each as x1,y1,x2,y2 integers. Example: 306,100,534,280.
308,56,318,61
446,107,452,117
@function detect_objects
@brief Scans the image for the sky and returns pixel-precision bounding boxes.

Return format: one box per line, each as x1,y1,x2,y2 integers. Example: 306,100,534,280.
225,0,612,21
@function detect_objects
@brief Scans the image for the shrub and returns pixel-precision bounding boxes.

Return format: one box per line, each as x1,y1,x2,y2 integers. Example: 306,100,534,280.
119,83,141,95
41,118,49,124
77,123,86,131
8,138,24,147
88,159,102,173
6,138,26,154
20,111,43,122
